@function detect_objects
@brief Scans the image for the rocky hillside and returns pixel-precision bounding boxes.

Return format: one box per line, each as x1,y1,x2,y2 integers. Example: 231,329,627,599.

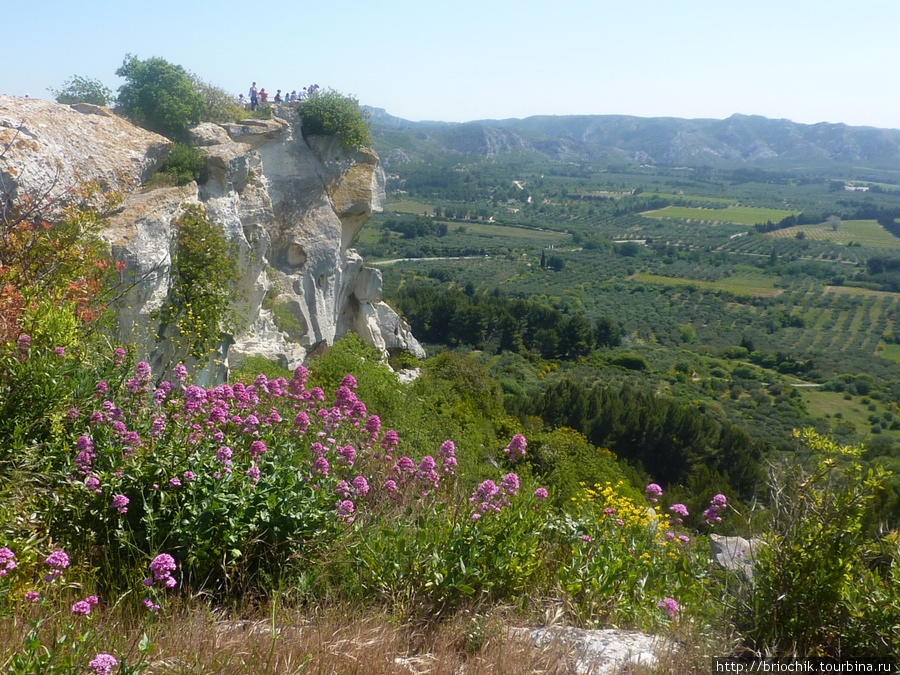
0,96,423,382
367,107,900,169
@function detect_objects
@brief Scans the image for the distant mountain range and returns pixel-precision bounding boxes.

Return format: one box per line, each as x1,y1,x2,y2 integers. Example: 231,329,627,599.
365,107,900,172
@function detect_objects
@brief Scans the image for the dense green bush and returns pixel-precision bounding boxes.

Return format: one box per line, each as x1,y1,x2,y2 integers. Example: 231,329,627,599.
115,55,204,140
50,75,113,106
733,429,900,657
297,89,371,149
148,143,208,187
155,205,238,362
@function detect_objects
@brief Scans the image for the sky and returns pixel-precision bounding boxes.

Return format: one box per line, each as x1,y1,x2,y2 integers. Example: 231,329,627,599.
5,0,900,129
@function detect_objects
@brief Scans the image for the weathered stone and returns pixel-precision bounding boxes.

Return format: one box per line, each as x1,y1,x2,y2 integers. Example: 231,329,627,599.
187,122,232,147
710,533,764,579
511,625,674,674
0,95,170,203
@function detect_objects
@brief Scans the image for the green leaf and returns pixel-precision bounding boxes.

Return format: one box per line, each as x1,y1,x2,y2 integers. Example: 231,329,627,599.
456,583,476,596
139,632,155,654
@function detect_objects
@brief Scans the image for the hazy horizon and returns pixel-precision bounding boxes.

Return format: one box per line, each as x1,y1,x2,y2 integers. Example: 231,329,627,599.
5,0,900,131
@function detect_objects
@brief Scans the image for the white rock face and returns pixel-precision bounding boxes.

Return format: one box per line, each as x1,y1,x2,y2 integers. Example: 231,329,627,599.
0,95,170,202
0,97,423,381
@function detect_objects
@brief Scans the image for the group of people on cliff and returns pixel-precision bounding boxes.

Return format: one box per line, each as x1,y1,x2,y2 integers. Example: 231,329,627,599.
243,82,321,111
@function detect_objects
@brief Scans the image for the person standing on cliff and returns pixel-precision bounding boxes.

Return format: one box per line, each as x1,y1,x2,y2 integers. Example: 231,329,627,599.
249,82,259,111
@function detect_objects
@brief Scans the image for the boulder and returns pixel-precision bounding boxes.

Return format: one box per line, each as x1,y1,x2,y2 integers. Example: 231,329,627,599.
710,533,764,579
0,95,170,204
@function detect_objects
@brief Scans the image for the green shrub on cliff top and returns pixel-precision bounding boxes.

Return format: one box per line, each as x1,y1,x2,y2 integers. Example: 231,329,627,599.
115,54,204,140
298,89,371,149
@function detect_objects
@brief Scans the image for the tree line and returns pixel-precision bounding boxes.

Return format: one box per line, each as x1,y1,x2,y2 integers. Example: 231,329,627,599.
389,286,621,358
515,377,765,500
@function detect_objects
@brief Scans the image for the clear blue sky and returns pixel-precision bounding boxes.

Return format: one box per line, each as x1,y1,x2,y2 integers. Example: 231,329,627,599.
5,0,900,129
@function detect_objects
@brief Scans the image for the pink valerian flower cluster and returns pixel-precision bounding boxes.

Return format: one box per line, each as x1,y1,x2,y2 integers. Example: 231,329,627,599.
417,455,439,488
703,493,727,525
336,499,355,522
668,503,689,525
145,553,177,588
392,456,415,483
504,434,527,462
644,483,663,503
85,476,102,494
438,440,457,475
43,550,70,581
534,487,549,502
657,597,679,619
25,590,40,603
74,364,410,500
0,547,16,577
71,595,99,615
111,494,129,514
469,473,521,519
89,653,119,675
75,435,96,475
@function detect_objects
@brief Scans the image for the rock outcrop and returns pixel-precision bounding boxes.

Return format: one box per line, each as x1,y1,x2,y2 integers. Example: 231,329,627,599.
0,96,423,381
709,533,764,580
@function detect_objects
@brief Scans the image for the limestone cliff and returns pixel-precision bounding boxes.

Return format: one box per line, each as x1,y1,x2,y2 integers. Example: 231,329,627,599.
0,96,423,380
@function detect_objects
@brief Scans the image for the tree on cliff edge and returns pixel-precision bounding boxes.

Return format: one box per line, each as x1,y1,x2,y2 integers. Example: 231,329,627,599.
115,55,204,140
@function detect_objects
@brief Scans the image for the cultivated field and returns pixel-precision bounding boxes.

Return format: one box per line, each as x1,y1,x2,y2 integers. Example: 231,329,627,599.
446,221,571,242
766,219,900,249
641,205,798,226
628,272,781,297
386,199,434,215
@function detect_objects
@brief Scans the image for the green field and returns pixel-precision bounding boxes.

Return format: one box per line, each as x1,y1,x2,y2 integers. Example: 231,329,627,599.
446,221,570,241
386,199,434,215
642,205,798,226
881,344,900,365
644,193,736,205
629,272,780,297
801,388,900,441
767,219,900,248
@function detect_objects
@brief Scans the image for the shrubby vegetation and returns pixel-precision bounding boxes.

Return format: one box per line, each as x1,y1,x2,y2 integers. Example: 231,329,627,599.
297,89,372,149
145,143,208,187
155,205,239,364
49,75,113,107
115,55,204,140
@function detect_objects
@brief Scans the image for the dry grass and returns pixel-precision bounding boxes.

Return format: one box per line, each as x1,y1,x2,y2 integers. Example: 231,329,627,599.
1,600,581,674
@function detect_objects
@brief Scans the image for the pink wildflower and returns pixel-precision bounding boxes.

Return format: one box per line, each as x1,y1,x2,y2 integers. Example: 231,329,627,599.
249,440,267,458
534,487,549,502
337,499,355,520
313,456,330,476
89,653,119,675
149,553,176,581
351,475,370,496
500,472,520,496
504,434,527,461
111,494,129,514
44,550,69,580
0,548,15,577
657,597,679,619
72,600,92,615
